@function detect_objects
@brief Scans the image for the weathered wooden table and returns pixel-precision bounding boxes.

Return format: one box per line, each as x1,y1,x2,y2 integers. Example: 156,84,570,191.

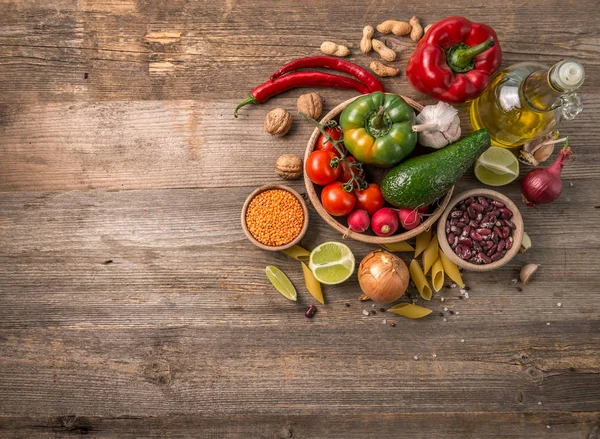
1,1,598,437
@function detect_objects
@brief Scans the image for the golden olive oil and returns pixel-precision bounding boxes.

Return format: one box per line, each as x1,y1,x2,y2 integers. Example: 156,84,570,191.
470,60,584,148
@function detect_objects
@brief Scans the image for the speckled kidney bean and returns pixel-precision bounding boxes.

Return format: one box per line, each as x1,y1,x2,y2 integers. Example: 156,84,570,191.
505,236,513,250
450,210,463,219
477,228,491,235
504,219,516,230
484,241,494,251
450,218,458,226
470,230,483,241
491,200,505,208
450,225,462,234
477,252,492,264
463,225,471,235
458,237,472,247
467,206,476,219
457,221,466,229
497,239,506,252
478,196,489,208
455,245,466,259
469,219,478,227
501,226,510,239
490,252,505,262
499,207,513,218
471,203,484,213
493,226,502,237
465,197,475,206
492,233,499,244
486,243,497,257
447,233,455,245
476,213,483,222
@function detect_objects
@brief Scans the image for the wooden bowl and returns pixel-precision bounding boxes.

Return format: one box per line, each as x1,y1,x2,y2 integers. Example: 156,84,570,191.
241,184,309,251
437,189,524,271
304,94,453,244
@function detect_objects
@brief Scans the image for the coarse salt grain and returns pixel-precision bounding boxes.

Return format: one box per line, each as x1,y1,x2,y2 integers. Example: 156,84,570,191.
464,292,470,299
443,318,447,322
440,297,445,302
455,311,460,315
362,310,369,316
459,289,467,294
546,322,551,326
444,307,448,312
538,401,542,405
461,339,465,343
451,283,457,288
557,302,562,307
511,278,518,284
413,356,419,360
547,425,551,429
382,319,387,325
432,353,437,358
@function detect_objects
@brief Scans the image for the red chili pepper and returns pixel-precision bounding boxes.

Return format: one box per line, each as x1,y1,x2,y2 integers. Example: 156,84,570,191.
270,56,384,94
234,71,369,117
406,16,502,103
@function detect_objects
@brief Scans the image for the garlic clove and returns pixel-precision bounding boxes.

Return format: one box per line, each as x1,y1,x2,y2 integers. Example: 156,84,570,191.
519,232,532,253
520,263,540,285
524,131,559,154
532,141,555,163
519,150,539,167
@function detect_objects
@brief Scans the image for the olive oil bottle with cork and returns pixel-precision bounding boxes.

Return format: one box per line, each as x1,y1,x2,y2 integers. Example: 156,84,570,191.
470,59,584,148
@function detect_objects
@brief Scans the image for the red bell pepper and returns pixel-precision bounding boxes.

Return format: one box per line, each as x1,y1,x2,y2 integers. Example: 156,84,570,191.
406,16,502,103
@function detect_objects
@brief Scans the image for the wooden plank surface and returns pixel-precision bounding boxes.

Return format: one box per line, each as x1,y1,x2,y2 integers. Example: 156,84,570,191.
0,0,599,437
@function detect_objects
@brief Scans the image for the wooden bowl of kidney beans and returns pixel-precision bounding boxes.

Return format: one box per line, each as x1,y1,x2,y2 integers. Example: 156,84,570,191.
437,189,524,271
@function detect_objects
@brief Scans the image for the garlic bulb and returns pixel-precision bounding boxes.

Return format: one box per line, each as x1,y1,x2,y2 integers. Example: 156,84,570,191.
412,102,461,149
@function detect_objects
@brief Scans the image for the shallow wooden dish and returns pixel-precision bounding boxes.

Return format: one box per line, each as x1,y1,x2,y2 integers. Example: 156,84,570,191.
304,94,453,244
241,184,309,251
437,189,524,271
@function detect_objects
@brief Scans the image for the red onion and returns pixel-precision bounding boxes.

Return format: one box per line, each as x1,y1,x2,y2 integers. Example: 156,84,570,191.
521,142,573,207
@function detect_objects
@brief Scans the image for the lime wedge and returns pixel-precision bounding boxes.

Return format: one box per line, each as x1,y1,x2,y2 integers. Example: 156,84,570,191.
474,147,520,186
265,266,297,301
308,242,355,285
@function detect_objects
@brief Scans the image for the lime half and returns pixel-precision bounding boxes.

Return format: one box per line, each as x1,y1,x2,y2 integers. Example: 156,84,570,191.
309,242,355,285
474,147,520,186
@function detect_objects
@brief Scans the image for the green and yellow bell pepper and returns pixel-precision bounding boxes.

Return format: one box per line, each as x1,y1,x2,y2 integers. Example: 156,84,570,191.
339,92,417,167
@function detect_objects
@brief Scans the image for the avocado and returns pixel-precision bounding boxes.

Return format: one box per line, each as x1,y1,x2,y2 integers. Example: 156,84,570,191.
381,129,491,208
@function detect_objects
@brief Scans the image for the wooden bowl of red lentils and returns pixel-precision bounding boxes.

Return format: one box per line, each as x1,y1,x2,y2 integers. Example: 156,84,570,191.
241,184,309,251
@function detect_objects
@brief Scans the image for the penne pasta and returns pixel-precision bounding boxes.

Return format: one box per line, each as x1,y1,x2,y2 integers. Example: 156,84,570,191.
387,303,433,319
438,250,465,288
281,245,310,261
409,259,432,300
414,229,432,258
381,241,415,253
431,258,444,292
422,233,439,274
301,262,324,304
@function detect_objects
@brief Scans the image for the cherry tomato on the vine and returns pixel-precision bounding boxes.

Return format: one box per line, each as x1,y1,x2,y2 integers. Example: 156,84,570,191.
315,126,346,157
354,183,385,216
321,182,356,217
306,150,340,185
338,156,365,189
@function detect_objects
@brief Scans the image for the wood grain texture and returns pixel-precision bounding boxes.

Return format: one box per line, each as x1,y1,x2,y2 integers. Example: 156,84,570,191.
0,0,599,437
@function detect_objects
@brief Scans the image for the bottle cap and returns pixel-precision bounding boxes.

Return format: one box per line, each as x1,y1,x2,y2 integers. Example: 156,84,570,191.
552,60,585,91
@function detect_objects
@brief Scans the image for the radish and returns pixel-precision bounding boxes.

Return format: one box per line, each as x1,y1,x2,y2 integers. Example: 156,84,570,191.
398,208,421,230
371,208,399,237
347,209,370,233
417,205,430,214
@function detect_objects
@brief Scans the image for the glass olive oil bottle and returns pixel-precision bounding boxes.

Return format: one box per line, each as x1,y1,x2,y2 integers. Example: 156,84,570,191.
470,60,584,148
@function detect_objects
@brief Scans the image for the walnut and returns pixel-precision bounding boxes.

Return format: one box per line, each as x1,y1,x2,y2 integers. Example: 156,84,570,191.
297,93,323,119
275,154,303,180
264,108,292,136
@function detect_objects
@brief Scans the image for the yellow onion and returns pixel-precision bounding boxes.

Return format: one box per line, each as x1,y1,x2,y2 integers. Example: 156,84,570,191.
358,250,409,303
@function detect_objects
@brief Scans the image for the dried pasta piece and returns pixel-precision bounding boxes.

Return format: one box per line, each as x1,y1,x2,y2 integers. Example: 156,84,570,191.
281,245,310,261
381,242,415,253
409,259,432,300
387,303,433,319
431,258,444,292
422,234,439,274
414,229,431,258
439,250,465,288
301,262,324,304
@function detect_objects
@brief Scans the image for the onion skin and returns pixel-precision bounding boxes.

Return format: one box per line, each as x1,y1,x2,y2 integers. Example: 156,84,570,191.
358,250,409,303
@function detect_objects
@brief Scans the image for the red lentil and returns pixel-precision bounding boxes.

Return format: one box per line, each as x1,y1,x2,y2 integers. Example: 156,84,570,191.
245,189,304,247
